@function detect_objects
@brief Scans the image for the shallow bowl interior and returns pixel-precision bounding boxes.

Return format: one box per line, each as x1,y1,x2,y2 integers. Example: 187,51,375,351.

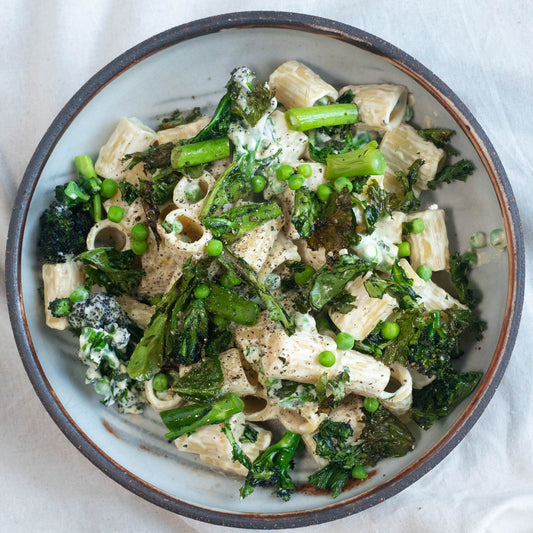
6,12,523,529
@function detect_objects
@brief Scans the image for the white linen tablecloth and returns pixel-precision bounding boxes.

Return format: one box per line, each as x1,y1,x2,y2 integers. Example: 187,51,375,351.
2,2,532,531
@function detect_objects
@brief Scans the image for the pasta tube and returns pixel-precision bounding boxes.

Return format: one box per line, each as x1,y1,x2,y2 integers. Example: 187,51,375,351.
378,363,413,415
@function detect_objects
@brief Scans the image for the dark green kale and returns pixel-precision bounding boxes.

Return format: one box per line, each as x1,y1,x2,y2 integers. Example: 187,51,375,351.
291,187,322,239
240,425,259,444
411,371,483,429
427,160,475,190
48,297,71,318
38,200,93,263
157,106,202,131
308,254,375,311
76,247,145,296
118,180,139,205
449,251,480,308
418,128,459,156
363,261,421,310
308,407,414,497
204,201,283,243
391,159,423,213
240,431,302,501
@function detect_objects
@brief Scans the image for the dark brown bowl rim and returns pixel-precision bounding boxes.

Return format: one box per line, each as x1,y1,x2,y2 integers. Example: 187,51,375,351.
6,10,525,529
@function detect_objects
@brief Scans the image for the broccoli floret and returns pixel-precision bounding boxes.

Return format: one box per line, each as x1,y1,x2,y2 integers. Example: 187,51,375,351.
68,293,131,331
240,431,302,501
38,201,93,263
48,297,71,318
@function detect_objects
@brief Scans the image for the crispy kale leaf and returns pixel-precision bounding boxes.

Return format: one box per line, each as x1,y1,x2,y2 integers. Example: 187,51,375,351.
449,251,480,308
427,159,475,190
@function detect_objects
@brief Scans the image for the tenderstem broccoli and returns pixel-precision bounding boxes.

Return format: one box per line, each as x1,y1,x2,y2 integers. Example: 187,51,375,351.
285,104,358,132
240,431,302,501
326,140,387,179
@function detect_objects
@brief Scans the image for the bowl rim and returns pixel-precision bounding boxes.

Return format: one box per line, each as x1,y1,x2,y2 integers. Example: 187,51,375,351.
6,10,525,529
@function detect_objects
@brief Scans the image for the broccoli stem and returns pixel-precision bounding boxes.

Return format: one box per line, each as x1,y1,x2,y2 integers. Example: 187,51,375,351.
160,393,244,440
285,104,358,132
74,154,98,180
170,137,231,169
204,283,261,326
326,140,387,179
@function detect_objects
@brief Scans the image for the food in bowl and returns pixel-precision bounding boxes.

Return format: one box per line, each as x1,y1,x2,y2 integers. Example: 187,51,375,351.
37,60,486,502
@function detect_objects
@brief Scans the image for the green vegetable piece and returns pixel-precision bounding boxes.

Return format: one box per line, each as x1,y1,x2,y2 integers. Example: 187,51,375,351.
411,371,483,429
277,164,293,181
251,175,267,193
69,286,89,303
74,155,98,180
204,283,261,326
77,247,145,296
152,373,169,392
194,284,210,299
131,239,148,255
48,297,71,318
107,205,124,223
291,187,321,239
184,182,203,203
449,251,480,308
297,163,313,177
363,397,380,412
206,238,223,256
203,202,282,244
427,159,475,190
381,321,400,340
222,420,253,470
489,228,506,250
170,137,230,169
316,184,333,202
470,231,487,249
351,465,368,479
285,104,358,132
294,264,315,286
100,178,118,198
218,248,295,335
326,141,387,180
309,254,374,311
318,350,336,367
336,332,355,351
288,173,305,190
406,217,425,234
240,431,301,501
64,181,90,204
416,264,432,281
333,177,353,193
397,241,411,257
131,223,149,241
161,393,245,441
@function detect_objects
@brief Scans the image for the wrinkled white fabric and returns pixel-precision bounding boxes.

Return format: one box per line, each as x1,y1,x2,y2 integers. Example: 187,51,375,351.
2,1,532,532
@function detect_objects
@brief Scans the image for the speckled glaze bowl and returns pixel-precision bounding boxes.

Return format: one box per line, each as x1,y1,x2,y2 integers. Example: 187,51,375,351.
6,11,524,529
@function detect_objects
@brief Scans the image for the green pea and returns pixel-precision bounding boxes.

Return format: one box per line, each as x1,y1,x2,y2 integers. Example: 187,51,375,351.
131,223,149,241
490,228,506,250
416,264,432,281
363,397,380,412
317,184,333,202
288,173,305,190
100,178,118,198
333,177,353,193
470,231,487,249
351,465,368,479
294,265,315,285
107,205,124,223
251,175,267,193
194,284,210,299
336,332,355,351
318,350,336,367
406,217,425,234
131,239,148,255
206,239,223,256
69,286,89,303
381,321,400,340
152,373,169,392
184,182,202,203
297,163,312,177
276,164,294,181
397,241,410,257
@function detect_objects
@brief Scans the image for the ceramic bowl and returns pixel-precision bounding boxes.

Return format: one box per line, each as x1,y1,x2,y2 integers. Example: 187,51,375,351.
6,11,524,529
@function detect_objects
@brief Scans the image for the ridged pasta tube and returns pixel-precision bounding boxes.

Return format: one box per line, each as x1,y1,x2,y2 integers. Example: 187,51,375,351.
173,413,272,476
342,350,391,398
116,295,155,328
406,208,450,271
279,403,327,434
42,262,86,330
161,208,213,256
377,363,413,415
220,349,258,397
269,110,308,163
155,116,210,145
258,232,301,282
172,172,216,217
86,219,131,252
268,60,338,109
144,380,183,412
95,117,157,182
379,122,446,195
339,84,408,131
329,273,396,340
